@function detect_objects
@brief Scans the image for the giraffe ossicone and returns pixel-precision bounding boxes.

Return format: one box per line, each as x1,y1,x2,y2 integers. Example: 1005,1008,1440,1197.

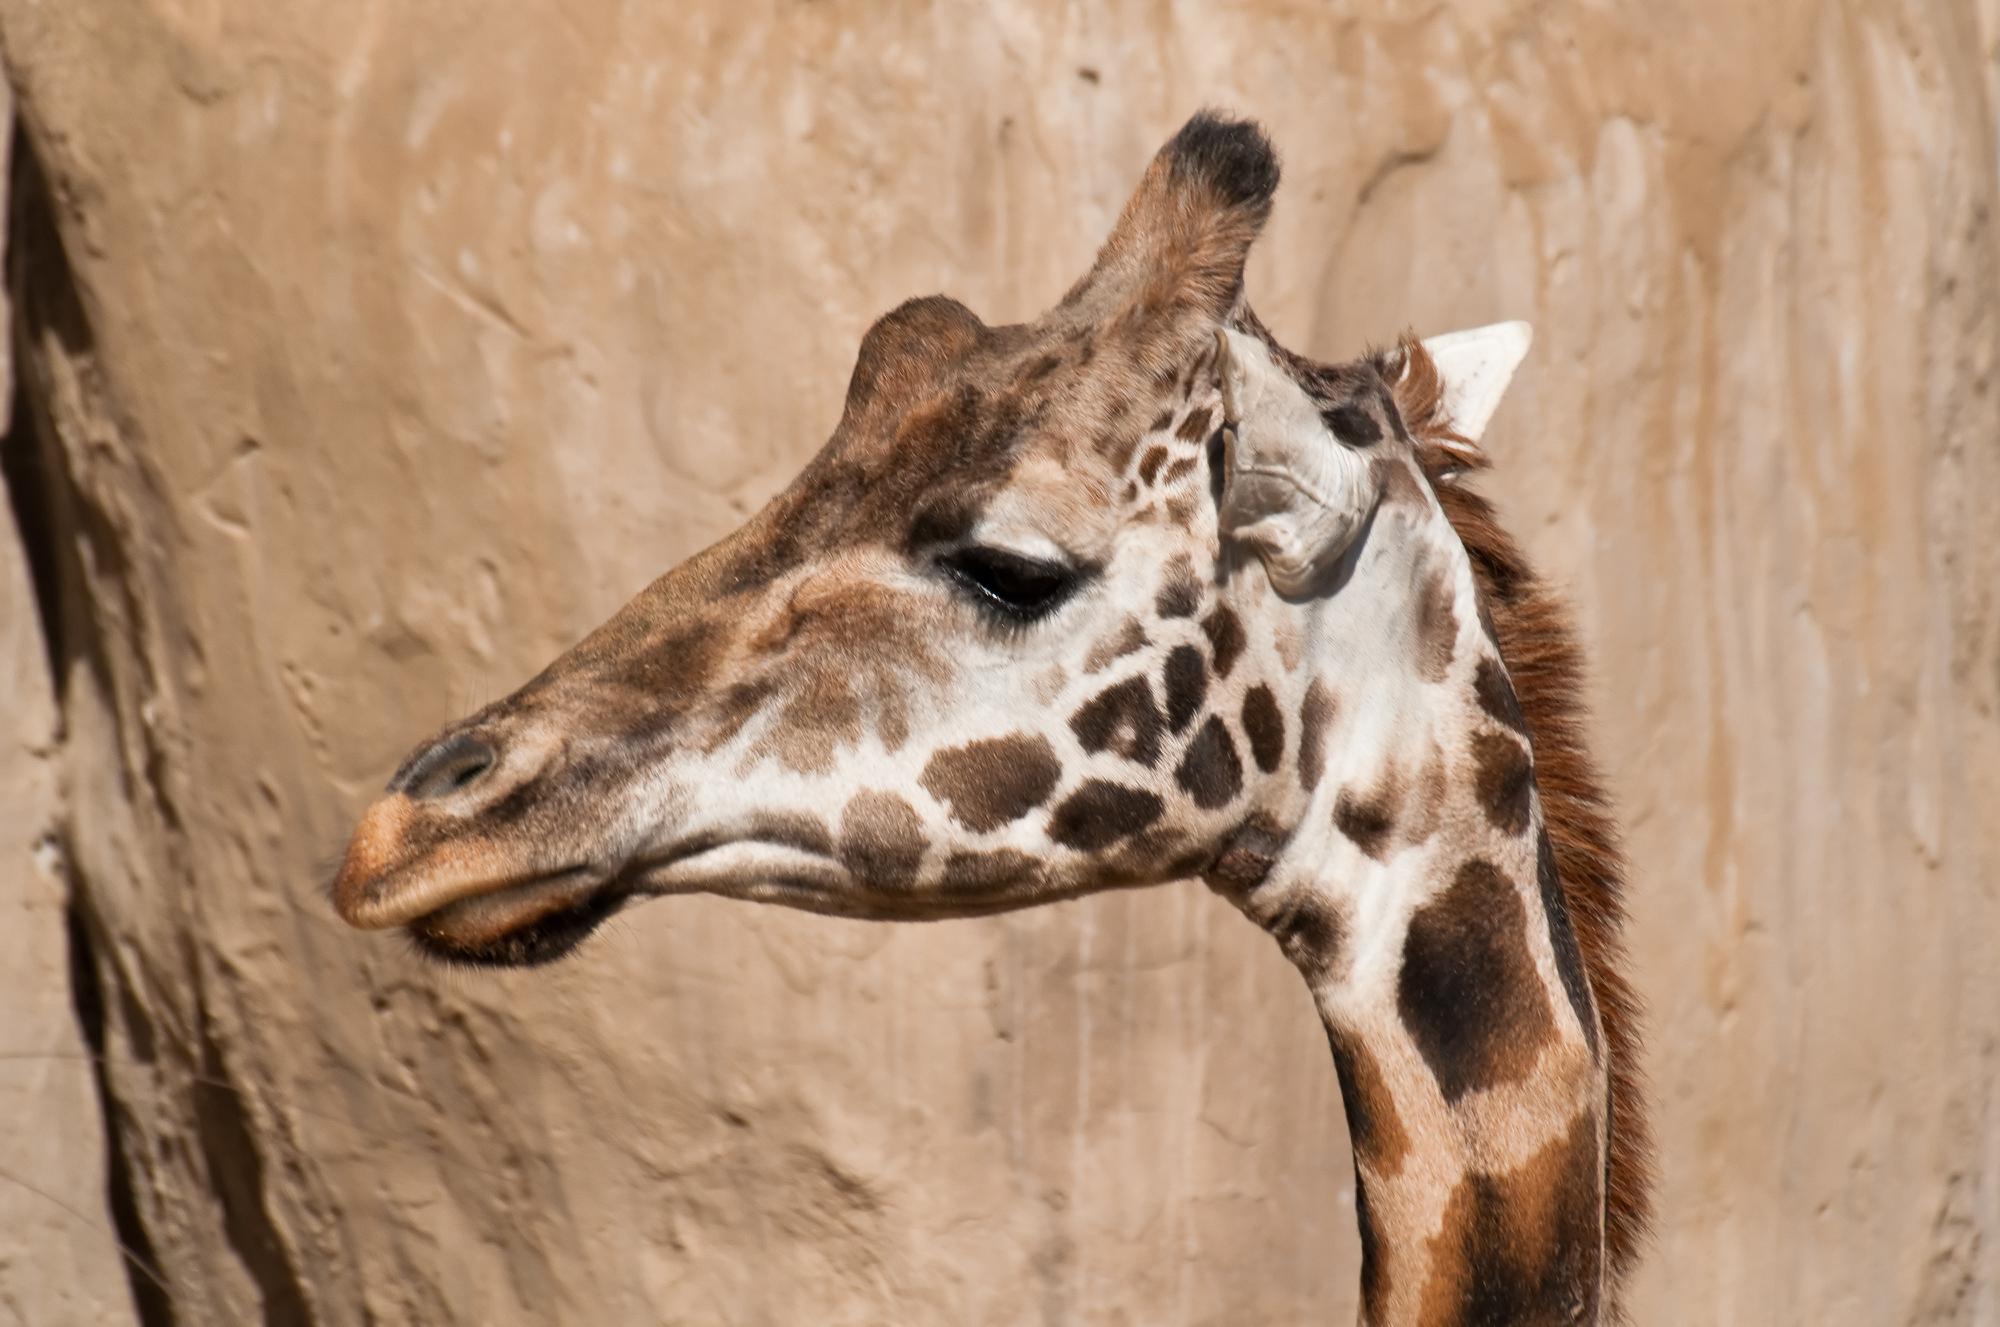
332,111,1647,1325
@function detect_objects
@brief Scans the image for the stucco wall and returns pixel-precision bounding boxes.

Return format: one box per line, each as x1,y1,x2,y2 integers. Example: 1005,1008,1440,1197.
2,2,1998,1322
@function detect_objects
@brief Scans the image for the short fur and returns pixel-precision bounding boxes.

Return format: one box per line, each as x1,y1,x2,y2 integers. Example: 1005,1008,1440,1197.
1386,333,1654,1293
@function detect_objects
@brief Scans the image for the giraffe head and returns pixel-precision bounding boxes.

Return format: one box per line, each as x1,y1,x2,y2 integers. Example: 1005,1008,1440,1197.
329,113,1530,967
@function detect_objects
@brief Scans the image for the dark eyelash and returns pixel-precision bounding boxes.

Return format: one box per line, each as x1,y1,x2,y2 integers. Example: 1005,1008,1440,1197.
938,546,1081,625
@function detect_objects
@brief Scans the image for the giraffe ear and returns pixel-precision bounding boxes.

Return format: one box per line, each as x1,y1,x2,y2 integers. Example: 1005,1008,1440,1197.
1214,329,1380,597
1415,321,1533,443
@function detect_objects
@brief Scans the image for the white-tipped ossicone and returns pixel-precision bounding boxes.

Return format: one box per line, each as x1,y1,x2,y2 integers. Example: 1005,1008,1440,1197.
1215,328,1381,597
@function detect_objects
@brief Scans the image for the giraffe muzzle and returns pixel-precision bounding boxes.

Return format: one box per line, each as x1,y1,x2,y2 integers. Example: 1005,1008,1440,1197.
329,722,607,935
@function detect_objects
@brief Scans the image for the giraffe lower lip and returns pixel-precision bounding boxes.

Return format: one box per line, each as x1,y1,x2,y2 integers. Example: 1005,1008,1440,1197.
405,868,627,968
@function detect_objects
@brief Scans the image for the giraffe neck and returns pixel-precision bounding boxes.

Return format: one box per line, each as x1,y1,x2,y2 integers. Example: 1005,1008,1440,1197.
1213,485,1608,1325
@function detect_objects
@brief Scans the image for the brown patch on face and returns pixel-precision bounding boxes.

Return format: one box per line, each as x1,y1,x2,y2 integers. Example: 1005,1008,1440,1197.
939,847,1042,896
1267,888,1345,984
748,811,836,858
1200,606,1246,678
1047,781,1164,851
1298,679,1334,792
1240,685,1284,773
1033,663,1069,705
707,677,780,752
921,735,1062,832
1163,645,1208,732
1473,655,1528,735
1174,716,1243,810
1017,352,1063,386
1069,675,1165,767
1397,859,1557,1103
1471,731,1533,836
569,618,729,726
1155,556,1202,618
1148,408,1175,433
878,689,910,751
1333,773,1402,861
1327,1027,1410,1178
1138,445,1170,485
764,673,865,774
1413,567,1459,684
1162,455,1200,486
838,792,927,891
1084,617,1149,673
1175,404,1214,441
1416,1110,1604,1326
1202,813,1288,894
1164,492,1199,526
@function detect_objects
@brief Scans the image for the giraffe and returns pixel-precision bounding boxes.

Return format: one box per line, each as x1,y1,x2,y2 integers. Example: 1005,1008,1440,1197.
331,112,1650,1324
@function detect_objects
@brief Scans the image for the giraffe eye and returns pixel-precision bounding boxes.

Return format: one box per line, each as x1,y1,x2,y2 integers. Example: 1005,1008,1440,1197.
939,546,1079,623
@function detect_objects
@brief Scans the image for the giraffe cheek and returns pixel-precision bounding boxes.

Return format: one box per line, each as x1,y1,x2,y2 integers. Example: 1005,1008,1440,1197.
837,792,927,893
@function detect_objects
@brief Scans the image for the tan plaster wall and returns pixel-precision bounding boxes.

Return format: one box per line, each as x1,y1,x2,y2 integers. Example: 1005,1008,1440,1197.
2,1,1997,1322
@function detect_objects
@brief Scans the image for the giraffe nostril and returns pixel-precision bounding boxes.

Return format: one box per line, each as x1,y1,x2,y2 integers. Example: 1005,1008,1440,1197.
393,731,499,802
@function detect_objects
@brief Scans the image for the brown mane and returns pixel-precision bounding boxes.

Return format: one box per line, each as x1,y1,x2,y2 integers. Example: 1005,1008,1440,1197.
1387,332,1654,1292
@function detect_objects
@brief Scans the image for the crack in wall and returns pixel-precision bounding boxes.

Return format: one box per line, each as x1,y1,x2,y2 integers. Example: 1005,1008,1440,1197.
5,114,178,1327
6,111,314,1327
63,883,178,1327
192,1004,314,1327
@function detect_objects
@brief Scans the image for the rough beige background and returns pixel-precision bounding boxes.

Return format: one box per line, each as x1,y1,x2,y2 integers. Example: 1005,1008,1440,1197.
0,74,133,1309
3,1,1998,1323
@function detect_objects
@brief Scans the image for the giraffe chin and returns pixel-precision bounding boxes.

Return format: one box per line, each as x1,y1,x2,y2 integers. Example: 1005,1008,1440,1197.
405,869,632,968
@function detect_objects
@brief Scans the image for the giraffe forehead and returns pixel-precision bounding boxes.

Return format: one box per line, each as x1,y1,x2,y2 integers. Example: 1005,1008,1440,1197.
969,452,1122,556
737,338,1188,587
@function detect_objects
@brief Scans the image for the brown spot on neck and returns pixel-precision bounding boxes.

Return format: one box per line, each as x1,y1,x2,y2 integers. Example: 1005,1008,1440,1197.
1537,829,1598,1058
1200,606,1247,678
1202,813,1289,895
1333,773,1402,861
1413,566,1459,684
1473,655,1527,735
1175,403,1214,441
1397,859,1557,1103
1240,685,1284,773
1155,556,1202,618
1298,679,1335,792
1327,1027,1410,1179
1162,645,1208,732
1173,716,1243,809
1265,888,1346,985
1470,731,1533,836
1415,1110,1604,1325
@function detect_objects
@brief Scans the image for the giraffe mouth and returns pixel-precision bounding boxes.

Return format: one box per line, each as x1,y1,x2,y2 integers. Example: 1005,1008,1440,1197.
403,867,632,968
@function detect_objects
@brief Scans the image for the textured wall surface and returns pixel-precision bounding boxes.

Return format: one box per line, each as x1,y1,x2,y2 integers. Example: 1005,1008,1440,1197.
0,78,133,1309
3,2,1998,1323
